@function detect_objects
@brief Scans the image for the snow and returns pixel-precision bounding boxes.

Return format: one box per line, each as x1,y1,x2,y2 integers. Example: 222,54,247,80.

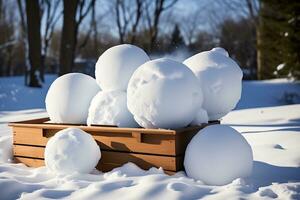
183,47,243,121
44,128,101,175
95,44,150,91
184,125,253,186
87,91,138,127
0,75,300,199
45,73,100,124
127,58,205,129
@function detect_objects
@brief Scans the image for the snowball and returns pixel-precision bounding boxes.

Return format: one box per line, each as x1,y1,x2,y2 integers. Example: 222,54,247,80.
45,128,101,174
45,73,100,124
87,90,138,127
127,58,205,129
183,47,243,120
95,44,150,91
184,125,253,186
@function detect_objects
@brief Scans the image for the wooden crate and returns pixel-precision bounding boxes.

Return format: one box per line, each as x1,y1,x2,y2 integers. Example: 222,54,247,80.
9,118,219,174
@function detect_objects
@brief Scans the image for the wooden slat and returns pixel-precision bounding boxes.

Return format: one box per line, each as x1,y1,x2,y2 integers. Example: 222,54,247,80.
14,156,44,168
13,156,177,175
14,128,177,156
13,127,47,146
13,145,182,171
10,123,176,135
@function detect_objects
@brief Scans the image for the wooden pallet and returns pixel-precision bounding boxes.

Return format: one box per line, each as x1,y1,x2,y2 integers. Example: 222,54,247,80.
9,118,219,174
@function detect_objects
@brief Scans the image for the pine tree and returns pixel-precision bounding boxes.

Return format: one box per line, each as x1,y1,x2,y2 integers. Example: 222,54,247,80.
259,0,300,79
169,24,185,52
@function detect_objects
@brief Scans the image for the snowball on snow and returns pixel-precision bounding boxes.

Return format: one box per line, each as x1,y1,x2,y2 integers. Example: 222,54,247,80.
183,47,243,120
45,73,100,124
184,125,253,186
127,58,205,129
87,90,138,127
44,128,101,174
95,44,150,91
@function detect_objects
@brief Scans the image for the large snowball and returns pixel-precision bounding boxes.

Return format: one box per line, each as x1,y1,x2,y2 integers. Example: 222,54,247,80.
87,90,138,127
45,73,100,124
127,58,204,129
45,128,101,174
95,44,150,91
183,47,243,120
184,125,253,186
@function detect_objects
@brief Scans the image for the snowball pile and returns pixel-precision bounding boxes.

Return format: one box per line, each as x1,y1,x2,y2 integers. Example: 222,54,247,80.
127,58,207,129
87,44,150,127
45,128,101,174
183,47,243,121
184,125,253,185
46,73,100,124
46,45,242,127
44,44,248,183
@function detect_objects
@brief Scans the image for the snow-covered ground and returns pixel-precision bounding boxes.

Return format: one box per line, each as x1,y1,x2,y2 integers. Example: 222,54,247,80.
0,75,300,199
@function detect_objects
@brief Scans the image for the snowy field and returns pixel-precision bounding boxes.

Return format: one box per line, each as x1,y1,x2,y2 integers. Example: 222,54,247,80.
0,75,300,199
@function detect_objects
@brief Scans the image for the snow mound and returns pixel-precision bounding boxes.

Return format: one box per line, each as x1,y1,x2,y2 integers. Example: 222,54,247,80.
95,44,150,91
127,58,205,129
87,90,138,127
183,47,243,120
45,73,100,124
44,128,101,174
184,125,253,186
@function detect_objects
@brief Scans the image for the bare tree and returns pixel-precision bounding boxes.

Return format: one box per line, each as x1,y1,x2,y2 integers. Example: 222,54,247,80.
216,0,260,78
17,0,30,85
39,0,62,82
144,0,178,52
59,0,95,75
25,0,42,87
114,0,143,44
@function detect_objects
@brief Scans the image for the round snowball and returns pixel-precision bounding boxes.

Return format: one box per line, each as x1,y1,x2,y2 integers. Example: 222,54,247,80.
45,128,101,174
183,47,243,120
87,90,138,127
127,58,204,129
184,125,253,186
46,73,100,124
95,44,150,91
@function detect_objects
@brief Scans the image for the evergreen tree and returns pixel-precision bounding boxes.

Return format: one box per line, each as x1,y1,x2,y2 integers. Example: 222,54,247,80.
169,24,185,52
259,0,300,79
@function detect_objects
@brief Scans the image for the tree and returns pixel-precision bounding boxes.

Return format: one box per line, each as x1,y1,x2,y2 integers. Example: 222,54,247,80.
258,0,300,80
219,18,257,79
59,0,78,75
25,0,42,87
114,0,143,44
17,0,30,85
144,0,178,52
0,0,16,76
59,0,95,76
40,0,62,82
168,24,185,51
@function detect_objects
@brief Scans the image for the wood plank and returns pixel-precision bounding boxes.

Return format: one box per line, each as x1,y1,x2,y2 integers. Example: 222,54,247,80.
14,156,44,167
10,123,176,135
13,127,47,146
14,128,177,155
13,145,182,171
14,145,45,158
13,156,177,175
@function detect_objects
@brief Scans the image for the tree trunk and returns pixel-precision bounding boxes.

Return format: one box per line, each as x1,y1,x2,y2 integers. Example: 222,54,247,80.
59,0,78,76
25,0,42,87
256,28,262,80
